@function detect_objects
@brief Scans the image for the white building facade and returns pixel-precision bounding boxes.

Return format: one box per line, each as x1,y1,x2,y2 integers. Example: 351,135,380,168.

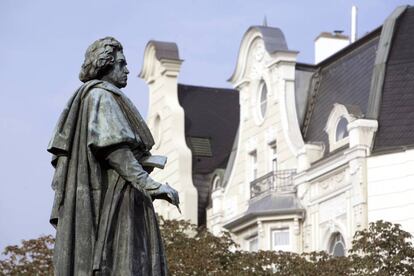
140,5,414,255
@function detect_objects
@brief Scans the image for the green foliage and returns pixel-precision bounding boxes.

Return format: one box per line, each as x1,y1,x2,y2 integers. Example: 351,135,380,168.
1,220,413,275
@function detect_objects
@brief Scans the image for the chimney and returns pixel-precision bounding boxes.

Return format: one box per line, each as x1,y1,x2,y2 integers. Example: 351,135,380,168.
351,5,358,42
314,31,350,64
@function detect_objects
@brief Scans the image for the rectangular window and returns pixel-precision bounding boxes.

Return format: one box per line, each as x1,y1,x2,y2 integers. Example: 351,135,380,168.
250,151,258,181
248,236,259,252
269,143,277,172
271,228,290,251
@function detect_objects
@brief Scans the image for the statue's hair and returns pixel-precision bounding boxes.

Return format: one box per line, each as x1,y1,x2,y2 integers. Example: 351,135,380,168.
79,37,123,82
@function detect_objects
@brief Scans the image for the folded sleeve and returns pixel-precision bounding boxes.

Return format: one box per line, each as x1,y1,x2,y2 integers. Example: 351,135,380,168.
86,88,139,151
105,146,162,191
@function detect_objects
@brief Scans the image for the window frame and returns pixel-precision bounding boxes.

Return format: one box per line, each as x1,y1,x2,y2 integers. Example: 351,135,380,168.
271,228,291,252
247,235,259,252
249,150,258,181
324,104,354,152
328,232,346,257
255,80,268,125
152,114,162,149
268,142,277,173
335,116,349,141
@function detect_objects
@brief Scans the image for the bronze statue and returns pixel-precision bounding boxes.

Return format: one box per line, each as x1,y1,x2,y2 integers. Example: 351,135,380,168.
48,37,179,275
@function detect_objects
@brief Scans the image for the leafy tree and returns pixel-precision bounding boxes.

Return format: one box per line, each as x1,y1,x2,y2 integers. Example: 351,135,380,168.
147,219,414,275
349,220,414,276
0,235,54,276
159,217,238,274
159,217,351,275
1,220,413,275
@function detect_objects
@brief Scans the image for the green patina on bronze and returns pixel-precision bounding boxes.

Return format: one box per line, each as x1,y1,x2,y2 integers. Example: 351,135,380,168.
48,37,178,276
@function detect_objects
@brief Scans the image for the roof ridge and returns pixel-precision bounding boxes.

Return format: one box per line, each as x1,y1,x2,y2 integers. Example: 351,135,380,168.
366,5,408,119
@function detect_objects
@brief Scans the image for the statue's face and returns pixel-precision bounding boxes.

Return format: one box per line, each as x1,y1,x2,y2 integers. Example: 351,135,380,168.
102,51,129,88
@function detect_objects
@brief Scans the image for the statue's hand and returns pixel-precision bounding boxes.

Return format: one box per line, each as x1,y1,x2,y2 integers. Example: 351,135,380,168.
152,183,180,211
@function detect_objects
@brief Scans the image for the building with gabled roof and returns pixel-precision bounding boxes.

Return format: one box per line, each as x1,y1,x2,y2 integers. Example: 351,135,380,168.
139,5,414,255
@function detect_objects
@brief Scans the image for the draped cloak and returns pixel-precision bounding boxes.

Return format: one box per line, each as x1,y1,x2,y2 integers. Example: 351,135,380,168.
48,80,168,275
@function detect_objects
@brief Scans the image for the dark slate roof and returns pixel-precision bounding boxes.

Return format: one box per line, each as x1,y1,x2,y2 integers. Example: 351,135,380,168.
221,129,239,188
250,26,288,53
193,169,224,226
373,7,414,153
301,5,414,158
302,31,380,148
177,84,239,174
192,173,213,226
149,40,180,61
223,194,305,230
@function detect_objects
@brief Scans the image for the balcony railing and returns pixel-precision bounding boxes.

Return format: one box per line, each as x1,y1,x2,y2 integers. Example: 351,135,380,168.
250,169,296,199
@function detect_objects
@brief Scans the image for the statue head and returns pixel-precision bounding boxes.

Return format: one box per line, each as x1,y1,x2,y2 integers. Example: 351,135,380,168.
79,36,129,88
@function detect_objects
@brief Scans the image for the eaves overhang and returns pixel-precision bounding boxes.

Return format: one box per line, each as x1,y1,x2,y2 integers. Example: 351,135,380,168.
223,208,305,233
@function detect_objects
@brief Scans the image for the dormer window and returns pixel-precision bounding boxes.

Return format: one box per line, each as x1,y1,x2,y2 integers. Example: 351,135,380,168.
336,117,349,141
325,103,359,152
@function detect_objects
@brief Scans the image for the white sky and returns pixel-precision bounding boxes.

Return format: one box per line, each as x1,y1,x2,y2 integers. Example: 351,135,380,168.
0,0,411,251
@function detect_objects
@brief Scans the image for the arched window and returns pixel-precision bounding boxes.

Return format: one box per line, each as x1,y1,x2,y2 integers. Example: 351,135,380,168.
153,114,161,147
335,117,349,141
329,232,346,257
212,175,221,190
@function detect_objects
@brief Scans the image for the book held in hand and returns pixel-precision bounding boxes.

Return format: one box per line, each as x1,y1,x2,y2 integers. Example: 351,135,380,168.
140,155,167,169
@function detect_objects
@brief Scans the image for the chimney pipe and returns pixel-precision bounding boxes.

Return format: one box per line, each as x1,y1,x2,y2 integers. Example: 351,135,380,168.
351,5,358,42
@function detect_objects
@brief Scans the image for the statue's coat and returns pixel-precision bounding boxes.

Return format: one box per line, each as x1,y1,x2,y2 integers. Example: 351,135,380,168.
48,80,167,275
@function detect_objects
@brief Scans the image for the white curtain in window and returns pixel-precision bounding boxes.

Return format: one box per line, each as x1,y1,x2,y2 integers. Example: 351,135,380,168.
274,231,289,245
272,229,290,251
